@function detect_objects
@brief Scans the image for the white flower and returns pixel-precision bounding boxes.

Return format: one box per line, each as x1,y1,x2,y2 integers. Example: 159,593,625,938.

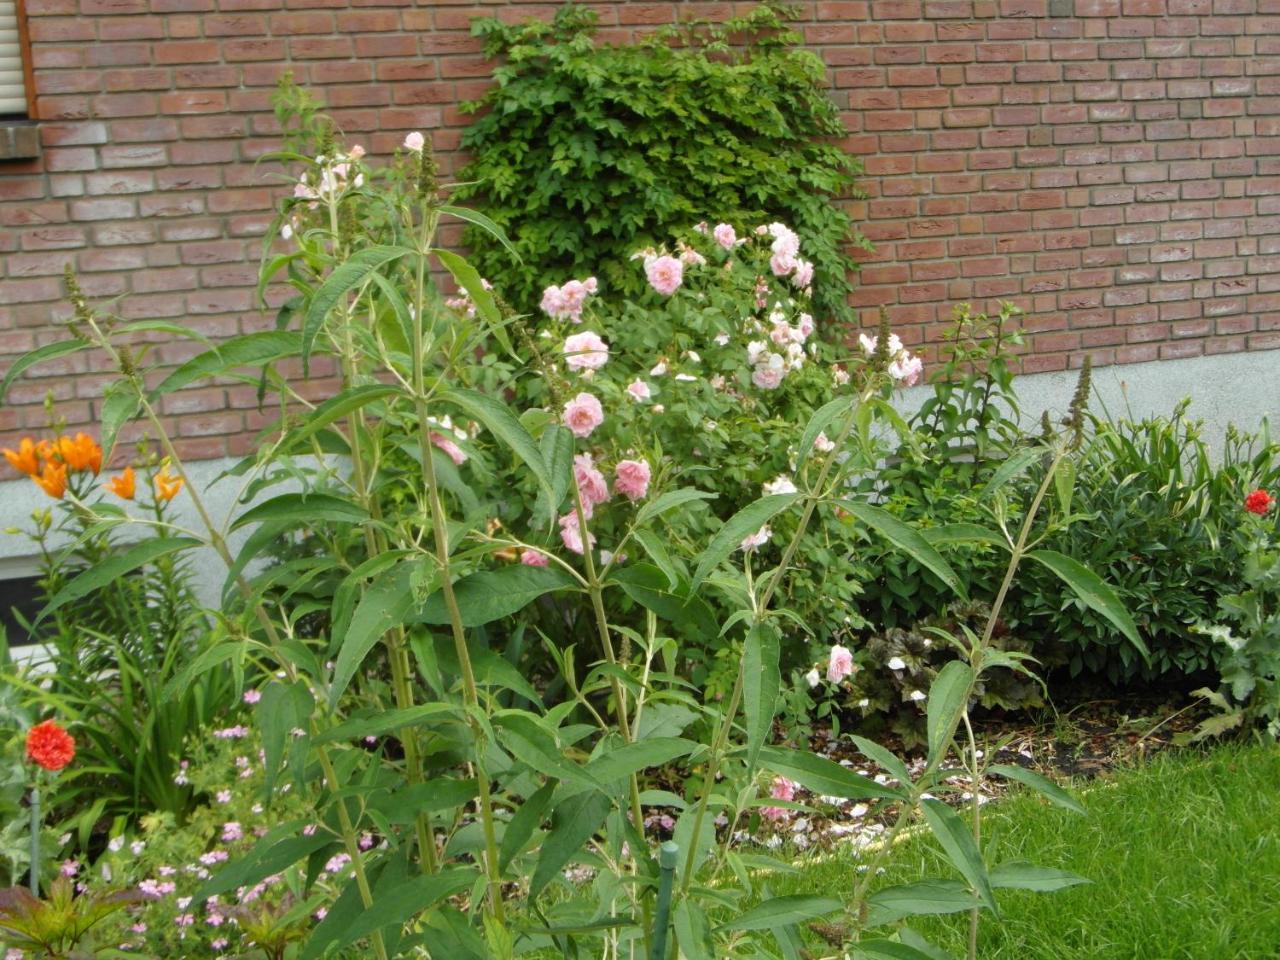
887,656,906,671
403,131,425,152
675,373,697,382
746,340,769,364
714,332,730,346
763,475,798,496
281,223,293,240
805,668,821,688
908,689,926,702
650,360,668,377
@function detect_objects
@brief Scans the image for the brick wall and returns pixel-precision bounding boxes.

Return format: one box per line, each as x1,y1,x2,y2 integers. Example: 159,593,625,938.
1,0,1278,470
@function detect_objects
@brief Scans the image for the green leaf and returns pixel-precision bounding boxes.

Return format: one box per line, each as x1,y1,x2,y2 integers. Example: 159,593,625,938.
443,386,555,504
0,340,86,405
415,565,576,627
326,868,478,955
985,446,1043,494
987,764,1085,815
797,396,850,465
230,492,369,531
313,704,459,744
39,537,201,623
150,331,301,397
439,205,520,260
898,929,959,960
258,681,313,799
757,746,902,801
302,245,413,365
851,941,954,960
609,564,717,639
989,861,1090,892
494,713,602,791
528,790,611,900
850,735,912,786
368,780,478,823
584,737,697,786
838,499,966,600
634,487,717,527
920,799,997,914
434,248,499,321
673,900,714,960
921,524,1007,549
536,423,574,526
716,894,842,933
692,493,803,588
498,781,555,873
99,382,140,467
277,384,399,454
1026,549,1148,662
743,622,781,769
330,560,427,708
197,828,333,900
926,660,974,764
865,880,975,927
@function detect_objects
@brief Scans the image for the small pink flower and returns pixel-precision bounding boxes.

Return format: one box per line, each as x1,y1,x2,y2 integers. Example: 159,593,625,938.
761,776,797,821
348,144,365,159
562,392,604,439
403,131,425,152
827,644,855,683
221,822,243,843
752,362,784,390
740,525,771,552
558,511,595,556
60,859,79,878
770,251,796,277
242,689,261,705
563,331,609,372
520,549,549,567
614,459,651,502
888,354,924,387
626,379,652,402
574,453,611,508
645,255,684,296
713,223,737,250
430,431,468,465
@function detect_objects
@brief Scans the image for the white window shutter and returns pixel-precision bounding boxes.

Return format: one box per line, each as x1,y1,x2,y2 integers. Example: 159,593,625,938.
0,0,28,116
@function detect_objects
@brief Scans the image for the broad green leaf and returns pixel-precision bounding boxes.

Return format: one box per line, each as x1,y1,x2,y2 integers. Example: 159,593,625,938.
797,396,851,465
528,790,611,900
921,524,1007,549
197,827,333,900
757,746,901,801
498,781,555,872
369,780,478,823
439,204,520,260
434,247,500,323
926,660,974,763
415,565,577,627
151,331,301,397
536,423,574,526
99,381,140,467
302,245,412,365
419,907,488,960
850,735,912,786
277,384,399,454
230,492,369,531
920,799,997,914
838,499,966,600
716,894,842,933
442,386,555,503
39,537,201,623
987,764,1085,815
865,880,975,927
674,900,714,960
743,622,781,768
989,861,1090,892
985,446,1043,494
634,487,717,527
692,493,803,588
609,564,717,638
327,868,478,954
1026,549,1148,661
258,681,313,799
584,737,697,786
330,560,425,708
494,713,602,790
851,942,953,960
312,704,459,744
0,340,86,405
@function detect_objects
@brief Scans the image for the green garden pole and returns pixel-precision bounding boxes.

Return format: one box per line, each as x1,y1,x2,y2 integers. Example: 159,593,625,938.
650,841,679,960
28,784,39,896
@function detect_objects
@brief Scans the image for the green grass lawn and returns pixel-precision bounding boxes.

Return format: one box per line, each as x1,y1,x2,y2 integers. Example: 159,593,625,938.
780,744,1280,959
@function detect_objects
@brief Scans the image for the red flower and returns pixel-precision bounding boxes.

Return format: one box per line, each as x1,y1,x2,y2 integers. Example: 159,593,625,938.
1245,490,1274,516
26,720,75,772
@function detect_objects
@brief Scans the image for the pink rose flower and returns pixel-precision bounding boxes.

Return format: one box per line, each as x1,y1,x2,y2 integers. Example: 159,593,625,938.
752,362,784,390
614,459,651,501
761,776,797,821
348,144,365,159
403,131,425,152
770,251,796,277
563,331,609,372
626,379,652,402
713,223,737,250
562,392,604,438
574,453,611,508
520,549,549,567
792,259,814,288
430,432,468,466
646,255,684,296
558,510,595,556
827,644,855,683
889,354,924,387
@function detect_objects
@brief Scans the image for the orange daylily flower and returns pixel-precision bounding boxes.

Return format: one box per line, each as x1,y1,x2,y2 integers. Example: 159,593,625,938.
56,433,102,474
2,438,41,477
106,466,136,500
33,460,68,500
154,465,183,502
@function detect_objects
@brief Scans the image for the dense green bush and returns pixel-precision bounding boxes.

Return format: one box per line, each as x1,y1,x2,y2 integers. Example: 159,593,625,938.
455,2,867,324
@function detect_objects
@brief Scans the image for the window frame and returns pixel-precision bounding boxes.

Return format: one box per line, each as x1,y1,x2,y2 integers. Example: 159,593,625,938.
3,0,36,119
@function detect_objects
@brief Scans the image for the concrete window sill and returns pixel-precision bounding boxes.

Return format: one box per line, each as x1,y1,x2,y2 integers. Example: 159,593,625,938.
0,120,40,161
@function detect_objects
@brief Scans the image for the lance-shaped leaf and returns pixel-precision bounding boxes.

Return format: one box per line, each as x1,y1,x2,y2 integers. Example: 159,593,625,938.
441,386,555,504
151,331,302,397
230,492,369,532
257,681,313,798
1026,549,1149,662
851,941,954,960
318,867,479,957
926,660,974,764
439,204,520,259
865,880,976,928
434,247,514,357
330,560,428,708
197,826,334,900
716,894,842,933
692,493,803,588
584,737,698,786
1,340,86,405
987,764,1085,815
276,384,399,455
838,499,966,600
743,622,781,768
528,790,612,900
302,245,413,365
989,861,1090,892
498,781,556,873
797,396,852,465
99,381,140,468
920,799,997,914
414,565,577,628
758,746,902,801
39,537,201,623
